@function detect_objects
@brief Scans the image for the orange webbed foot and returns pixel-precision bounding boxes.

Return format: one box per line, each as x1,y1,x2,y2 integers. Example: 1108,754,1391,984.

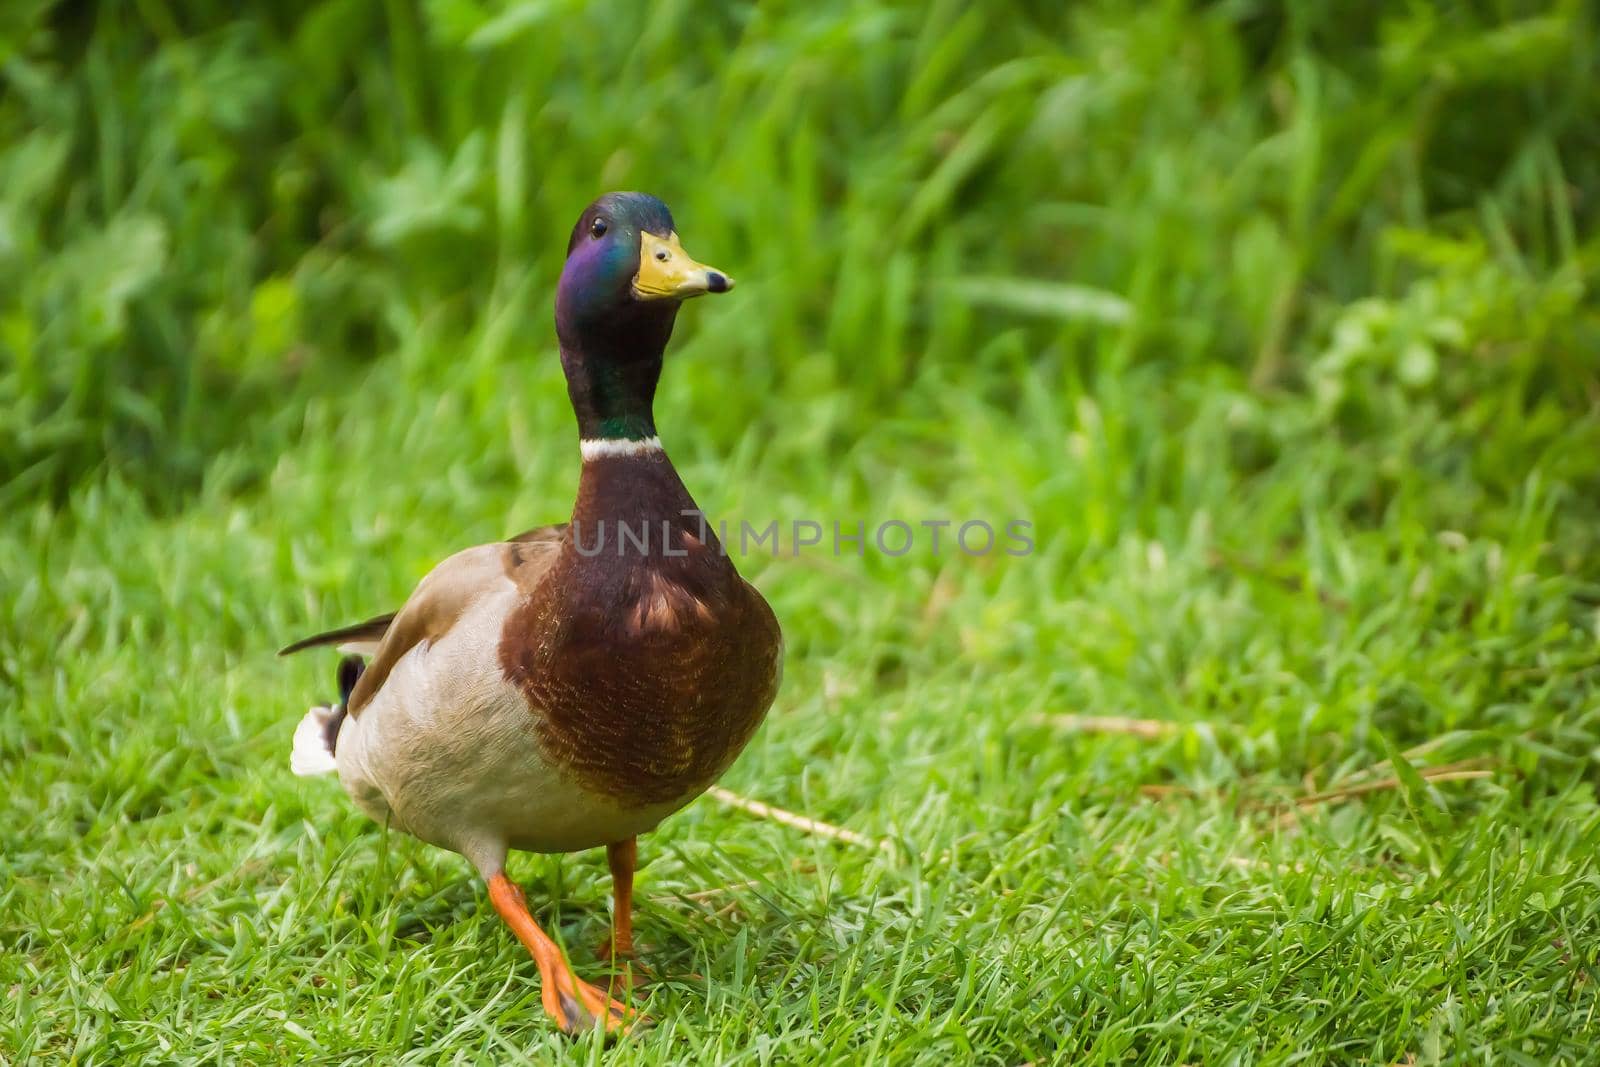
596,938,651,993
487,873,649,1037
544,960,646,1036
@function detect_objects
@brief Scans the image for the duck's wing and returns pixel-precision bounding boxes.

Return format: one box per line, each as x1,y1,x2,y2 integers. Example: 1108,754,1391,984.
280,524,567,714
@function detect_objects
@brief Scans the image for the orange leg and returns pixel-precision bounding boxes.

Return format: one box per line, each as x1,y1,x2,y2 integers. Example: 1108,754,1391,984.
598,838,648,989
486,873,642,1035
606,838,637,957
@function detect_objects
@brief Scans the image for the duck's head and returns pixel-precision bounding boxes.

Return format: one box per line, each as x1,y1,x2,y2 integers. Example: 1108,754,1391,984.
556,192,732,341
555,192,734,443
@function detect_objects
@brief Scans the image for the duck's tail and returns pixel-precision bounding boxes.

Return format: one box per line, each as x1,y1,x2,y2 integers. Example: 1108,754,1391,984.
289,655,365,777
278,613,394,657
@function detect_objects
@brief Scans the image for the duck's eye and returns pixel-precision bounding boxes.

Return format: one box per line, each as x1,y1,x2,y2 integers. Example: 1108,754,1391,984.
589,218,608,239
655,248,670,261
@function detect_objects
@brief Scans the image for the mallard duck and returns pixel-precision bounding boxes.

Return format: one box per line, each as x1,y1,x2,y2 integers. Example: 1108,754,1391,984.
280,192,782,1035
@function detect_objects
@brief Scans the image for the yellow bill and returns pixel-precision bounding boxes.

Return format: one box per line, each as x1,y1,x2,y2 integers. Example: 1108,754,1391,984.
633,231,734,301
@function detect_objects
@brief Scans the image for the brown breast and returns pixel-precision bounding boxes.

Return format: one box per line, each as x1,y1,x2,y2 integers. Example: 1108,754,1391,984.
498,533,782,808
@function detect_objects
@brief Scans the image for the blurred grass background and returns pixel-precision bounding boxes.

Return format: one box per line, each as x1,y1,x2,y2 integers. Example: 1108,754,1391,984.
4,1,1600,1063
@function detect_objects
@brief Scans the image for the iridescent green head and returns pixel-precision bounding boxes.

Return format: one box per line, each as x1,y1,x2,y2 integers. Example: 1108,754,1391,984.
555,193,734,441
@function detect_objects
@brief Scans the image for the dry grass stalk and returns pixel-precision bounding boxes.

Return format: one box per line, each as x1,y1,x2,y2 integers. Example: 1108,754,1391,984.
1269,765,1494,830
706,786,891,853
674,880,761,903
1137,784,1196,799
1294,768,1493,808
1028,714,1177,739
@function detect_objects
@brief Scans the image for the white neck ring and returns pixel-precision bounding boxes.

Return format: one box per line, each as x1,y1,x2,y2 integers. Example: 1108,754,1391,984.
580,436,664,460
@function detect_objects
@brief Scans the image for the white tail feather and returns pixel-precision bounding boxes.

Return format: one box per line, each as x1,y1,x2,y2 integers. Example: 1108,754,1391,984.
291,705,339,777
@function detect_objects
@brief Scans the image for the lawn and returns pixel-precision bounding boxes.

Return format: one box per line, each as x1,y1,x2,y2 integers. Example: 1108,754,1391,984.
4,2,1600,1063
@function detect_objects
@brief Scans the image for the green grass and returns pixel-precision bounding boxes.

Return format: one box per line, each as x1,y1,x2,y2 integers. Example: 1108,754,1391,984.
5,1,1600,1063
